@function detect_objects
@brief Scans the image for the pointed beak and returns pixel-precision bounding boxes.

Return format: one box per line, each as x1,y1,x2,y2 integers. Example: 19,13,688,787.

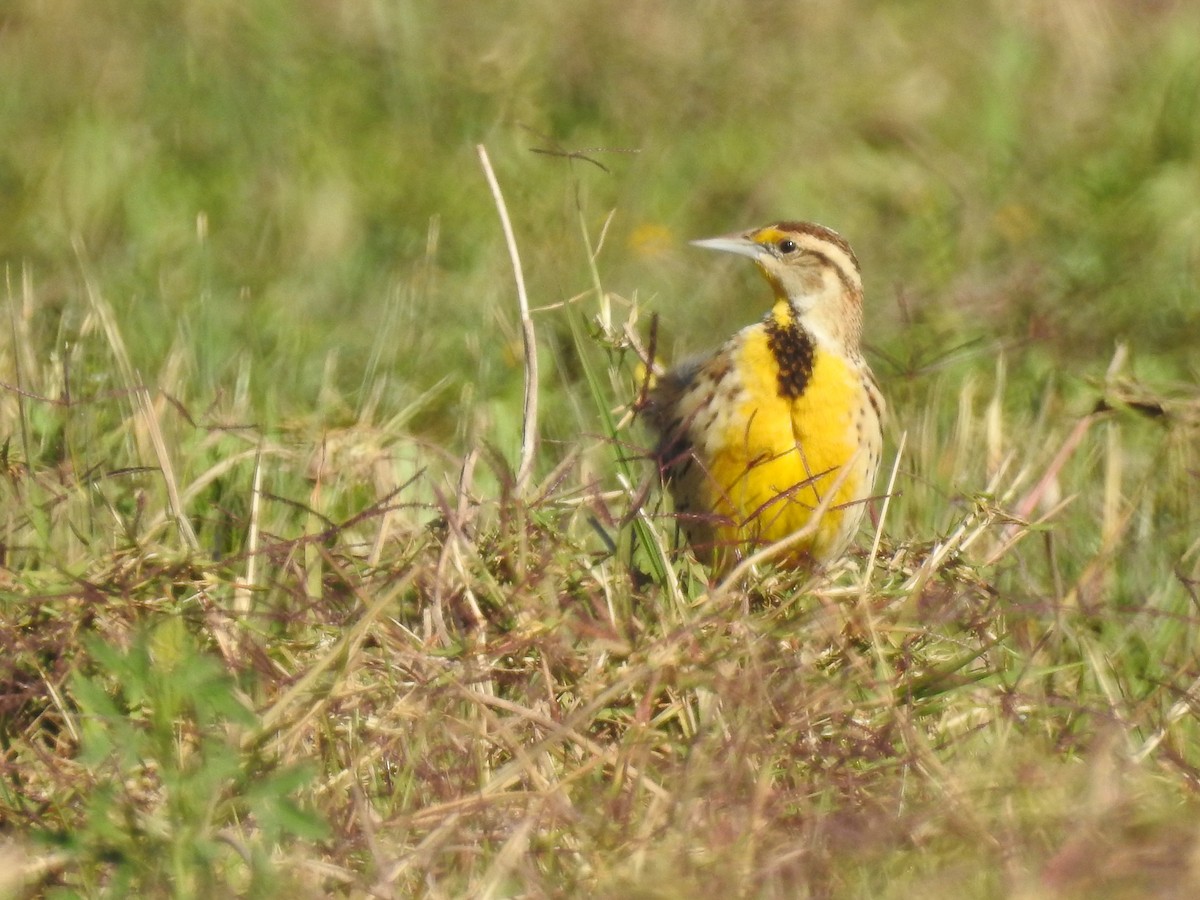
689,233,764,261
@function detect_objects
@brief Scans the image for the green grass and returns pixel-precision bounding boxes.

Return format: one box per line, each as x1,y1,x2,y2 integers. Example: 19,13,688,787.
2,0,1200,896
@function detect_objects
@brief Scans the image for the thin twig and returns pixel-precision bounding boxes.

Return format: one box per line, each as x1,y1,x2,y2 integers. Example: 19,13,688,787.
233,441,264,616
862,430,907,593
520,123,641,174
477,144,538,495
136,384,200,552
1009,413,1099,526
7,267,35,477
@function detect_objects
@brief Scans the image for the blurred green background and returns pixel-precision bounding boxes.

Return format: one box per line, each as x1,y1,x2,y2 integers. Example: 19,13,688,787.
2,0,1197,448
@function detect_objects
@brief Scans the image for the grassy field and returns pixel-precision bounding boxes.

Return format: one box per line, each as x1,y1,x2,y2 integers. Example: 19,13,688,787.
2,0,1200,896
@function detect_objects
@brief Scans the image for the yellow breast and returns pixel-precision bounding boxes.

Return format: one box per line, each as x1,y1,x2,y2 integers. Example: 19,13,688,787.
670,317,882,570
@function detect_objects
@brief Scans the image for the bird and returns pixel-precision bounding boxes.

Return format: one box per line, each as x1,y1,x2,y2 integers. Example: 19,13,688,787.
647,220,885,573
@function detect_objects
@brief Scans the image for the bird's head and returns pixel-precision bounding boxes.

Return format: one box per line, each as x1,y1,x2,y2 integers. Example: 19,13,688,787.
691,221,865,349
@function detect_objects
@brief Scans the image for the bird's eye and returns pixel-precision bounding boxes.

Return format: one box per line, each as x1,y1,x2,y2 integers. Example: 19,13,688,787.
778,239,797,254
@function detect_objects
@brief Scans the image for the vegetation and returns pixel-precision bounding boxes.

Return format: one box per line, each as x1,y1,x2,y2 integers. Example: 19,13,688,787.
2,0,1198,895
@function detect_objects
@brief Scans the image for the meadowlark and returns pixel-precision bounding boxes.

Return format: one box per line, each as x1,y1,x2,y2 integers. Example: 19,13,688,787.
648,221,885,572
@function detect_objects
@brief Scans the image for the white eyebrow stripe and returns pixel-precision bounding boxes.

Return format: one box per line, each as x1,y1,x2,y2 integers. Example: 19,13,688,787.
794,233,862,292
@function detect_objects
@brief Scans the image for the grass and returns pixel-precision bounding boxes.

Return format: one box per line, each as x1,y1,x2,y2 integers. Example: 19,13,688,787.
2,0,1200,896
